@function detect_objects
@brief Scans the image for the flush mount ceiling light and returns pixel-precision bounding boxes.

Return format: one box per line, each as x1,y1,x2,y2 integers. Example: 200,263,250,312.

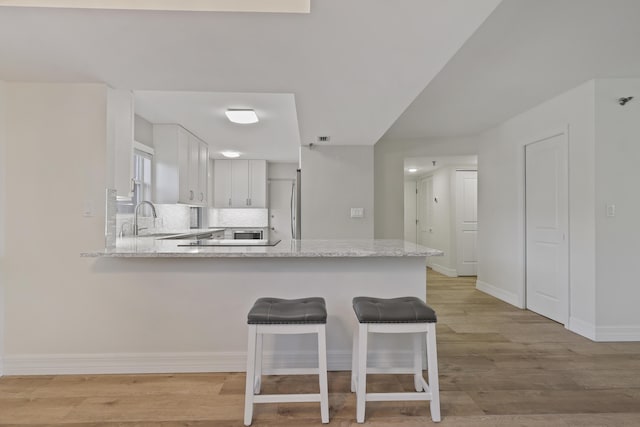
225,109,259,124
408,168,418,173
221,151,241,158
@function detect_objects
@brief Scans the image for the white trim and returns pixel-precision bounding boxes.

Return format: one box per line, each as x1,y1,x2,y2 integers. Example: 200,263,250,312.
567,316,596,340
595,325,640,342
476,280,523,308
134,140,155,155
429,262,457,277
2,350,417,376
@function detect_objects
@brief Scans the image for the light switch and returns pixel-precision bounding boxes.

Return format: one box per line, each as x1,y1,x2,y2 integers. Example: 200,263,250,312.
606,204,616,217
350,207,364,218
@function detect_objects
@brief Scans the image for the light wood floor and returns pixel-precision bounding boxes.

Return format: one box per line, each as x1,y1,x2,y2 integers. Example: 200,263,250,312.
2,270,640,426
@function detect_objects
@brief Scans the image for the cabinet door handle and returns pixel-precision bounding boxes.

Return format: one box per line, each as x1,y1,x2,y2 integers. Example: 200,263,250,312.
199,192,204,201
190,190,194,201
246,198,249,206
228,198,231,206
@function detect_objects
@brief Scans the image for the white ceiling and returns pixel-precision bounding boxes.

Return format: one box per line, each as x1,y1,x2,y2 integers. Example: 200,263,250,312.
0,0,501,159
3,0,637,157
135,91,301,161
404,155,477,177
383,0,640,141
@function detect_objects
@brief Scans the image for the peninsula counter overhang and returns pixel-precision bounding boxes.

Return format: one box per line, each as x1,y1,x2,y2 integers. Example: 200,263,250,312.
81,239,444,258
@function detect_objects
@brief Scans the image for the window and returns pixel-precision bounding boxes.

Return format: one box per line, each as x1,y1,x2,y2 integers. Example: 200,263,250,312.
116,146,153,215
132,149,153,208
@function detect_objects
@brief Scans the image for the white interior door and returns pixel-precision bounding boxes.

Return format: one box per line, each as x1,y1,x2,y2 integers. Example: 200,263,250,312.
525,133,568,324
268,180,294,240
456,170,478,276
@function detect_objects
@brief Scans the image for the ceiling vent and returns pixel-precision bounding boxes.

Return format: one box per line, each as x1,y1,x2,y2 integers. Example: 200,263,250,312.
317,136,331,143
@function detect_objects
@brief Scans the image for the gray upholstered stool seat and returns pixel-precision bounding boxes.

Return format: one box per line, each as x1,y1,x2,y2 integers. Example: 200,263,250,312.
352,296,436,323
248,297,327,324
351,296,441,423
245,297,329,425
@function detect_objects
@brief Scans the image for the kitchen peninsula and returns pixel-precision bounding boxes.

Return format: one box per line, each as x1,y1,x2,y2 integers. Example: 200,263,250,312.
82,239,442,372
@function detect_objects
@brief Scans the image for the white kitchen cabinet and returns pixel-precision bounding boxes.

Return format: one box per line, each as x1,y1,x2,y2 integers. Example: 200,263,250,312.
154,124,208,206
106,88,134,198
213,159,267,208
213,159,232,207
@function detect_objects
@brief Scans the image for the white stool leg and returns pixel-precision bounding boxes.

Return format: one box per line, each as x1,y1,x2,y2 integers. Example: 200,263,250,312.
413,333,424,392
317,324,329,423
426,323,441,422
350,323,359,393
356,323,368,423
244,325,257,426
254,333,263,394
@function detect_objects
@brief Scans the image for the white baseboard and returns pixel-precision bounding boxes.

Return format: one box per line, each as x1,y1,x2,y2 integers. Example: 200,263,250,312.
568,316,596,340
430,263,457,277
595,325,640,342
2,350,417,376
476,280,522,308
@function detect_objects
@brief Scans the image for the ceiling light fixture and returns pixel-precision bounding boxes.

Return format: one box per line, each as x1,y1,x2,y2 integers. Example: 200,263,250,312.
225,109,259,124
221,151,241,158
408,168,418,173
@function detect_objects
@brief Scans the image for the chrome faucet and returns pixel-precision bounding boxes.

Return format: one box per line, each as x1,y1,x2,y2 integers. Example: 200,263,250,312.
133,201,158,236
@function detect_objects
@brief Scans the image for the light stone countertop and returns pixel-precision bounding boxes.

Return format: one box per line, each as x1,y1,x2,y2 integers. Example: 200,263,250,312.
81,238,444,258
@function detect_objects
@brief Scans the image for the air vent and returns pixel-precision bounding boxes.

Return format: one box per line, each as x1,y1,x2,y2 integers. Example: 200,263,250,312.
317,136,331,143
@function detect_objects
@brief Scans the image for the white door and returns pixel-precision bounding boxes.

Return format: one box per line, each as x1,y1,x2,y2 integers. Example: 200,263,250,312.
456,170,478,276
269,180,295,240
525,133,568,324
404,181,417,243
213,159,232,207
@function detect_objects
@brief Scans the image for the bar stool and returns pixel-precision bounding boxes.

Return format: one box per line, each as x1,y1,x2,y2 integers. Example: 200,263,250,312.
351,296,441,423
244,297,329,426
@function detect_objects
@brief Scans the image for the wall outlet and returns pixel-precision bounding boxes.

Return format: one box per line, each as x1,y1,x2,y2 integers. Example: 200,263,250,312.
350,207,364,218
606,204,616,217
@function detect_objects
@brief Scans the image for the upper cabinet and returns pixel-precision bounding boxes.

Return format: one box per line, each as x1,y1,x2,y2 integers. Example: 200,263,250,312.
106,88,134,198
213,159,267,208
154,124,209,206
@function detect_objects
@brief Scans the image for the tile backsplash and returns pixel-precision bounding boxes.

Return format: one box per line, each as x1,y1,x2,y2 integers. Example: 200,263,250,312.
209,208,268,228
116,203,191,237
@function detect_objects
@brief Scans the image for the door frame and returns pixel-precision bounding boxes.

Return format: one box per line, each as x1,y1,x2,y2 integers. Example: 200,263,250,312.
521,126,570,326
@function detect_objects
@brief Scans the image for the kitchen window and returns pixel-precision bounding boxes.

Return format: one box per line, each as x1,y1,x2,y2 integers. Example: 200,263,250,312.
132,149,153,208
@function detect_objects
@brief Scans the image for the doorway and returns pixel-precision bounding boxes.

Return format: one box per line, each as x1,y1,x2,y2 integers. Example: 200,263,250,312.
525,132,569,324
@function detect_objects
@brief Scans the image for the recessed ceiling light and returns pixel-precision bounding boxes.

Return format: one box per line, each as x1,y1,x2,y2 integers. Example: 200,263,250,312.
408,168,418,173
225,109,259,124
221,151,241,158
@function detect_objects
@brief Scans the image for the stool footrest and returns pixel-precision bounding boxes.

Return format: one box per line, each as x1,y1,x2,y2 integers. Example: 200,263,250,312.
263,367,320,375
366,391,433,402
254,393,322,404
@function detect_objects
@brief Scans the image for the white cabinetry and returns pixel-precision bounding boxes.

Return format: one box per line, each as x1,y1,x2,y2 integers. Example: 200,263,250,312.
213,159,267,208
154,124,209,206
106,88,134,198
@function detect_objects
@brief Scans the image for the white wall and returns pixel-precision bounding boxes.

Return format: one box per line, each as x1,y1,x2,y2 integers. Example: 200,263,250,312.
403,180,417,242
594,79,640,338
301,146,374,239
134,114,154,147
374,136,479,239
0,81,6,375
477,80,597,334
268,162,297,180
